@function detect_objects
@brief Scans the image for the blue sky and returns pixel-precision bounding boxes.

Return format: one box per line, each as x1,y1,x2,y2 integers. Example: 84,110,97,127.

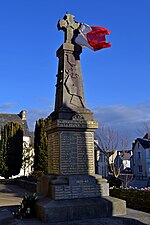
0,0,150,143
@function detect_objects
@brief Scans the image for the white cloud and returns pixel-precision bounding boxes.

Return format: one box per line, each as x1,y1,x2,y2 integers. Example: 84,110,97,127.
0,102,16,111
26,102,150,145
92,102,150,142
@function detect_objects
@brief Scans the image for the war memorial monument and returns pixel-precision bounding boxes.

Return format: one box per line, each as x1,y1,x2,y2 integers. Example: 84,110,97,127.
36,13,126,223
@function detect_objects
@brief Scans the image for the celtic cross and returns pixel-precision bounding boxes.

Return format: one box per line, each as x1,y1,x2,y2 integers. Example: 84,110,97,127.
57,13,80,43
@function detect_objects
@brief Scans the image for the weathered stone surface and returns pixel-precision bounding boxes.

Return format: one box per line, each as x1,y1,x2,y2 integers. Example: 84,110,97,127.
54,43,86,114
57,14,80,44
37,174,109,200
45,118,98,176
46,118,98,131
60,131,94,175
36,196,126,223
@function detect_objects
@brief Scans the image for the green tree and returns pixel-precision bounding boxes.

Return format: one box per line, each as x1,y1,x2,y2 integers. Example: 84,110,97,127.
34,118,48,174
0,121,23,178
0,128,7,177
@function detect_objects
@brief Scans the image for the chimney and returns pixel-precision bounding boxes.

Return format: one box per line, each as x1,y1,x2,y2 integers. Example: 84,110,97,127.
19,110,26,120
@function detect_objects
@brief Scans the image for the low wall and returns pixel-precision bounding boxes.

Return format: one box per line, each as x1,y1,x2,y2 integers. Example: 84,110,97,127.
16,179,37,193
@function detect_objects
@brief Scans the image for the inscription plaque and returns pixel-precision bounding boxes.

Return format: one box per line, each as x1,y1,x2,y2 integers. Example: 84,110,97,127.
60,131,94,175
46,119,98,131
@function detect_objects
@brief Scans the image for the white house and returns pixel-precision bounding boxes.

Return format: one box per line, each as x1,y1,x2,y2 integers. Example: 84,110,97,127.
132,133,150,179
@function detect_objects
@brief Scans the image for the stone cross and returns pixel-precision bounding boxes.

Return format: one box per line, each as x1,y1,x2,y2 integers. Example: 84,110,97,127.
57,13,80,43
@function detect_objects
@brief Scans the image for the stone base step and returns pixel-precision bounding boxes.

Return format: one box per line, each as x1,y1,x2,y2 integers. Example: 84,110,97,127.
36,196,126,223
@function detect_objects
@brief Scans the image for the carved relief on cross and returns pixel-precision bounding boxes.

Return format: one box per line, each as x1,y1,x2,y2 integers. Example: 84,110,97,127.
57,14,80,43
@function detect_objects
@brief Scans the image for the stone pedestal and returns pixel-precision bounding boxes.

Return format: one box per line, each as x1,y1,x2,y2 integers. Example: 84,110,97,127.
37,174,109,200
37,116,110,200
36,115,126,223
36,196,126,223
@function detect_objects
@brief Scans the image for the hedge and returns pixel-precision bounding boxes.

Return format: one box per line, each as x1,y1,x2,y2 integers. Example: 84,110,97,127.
110,188,150,213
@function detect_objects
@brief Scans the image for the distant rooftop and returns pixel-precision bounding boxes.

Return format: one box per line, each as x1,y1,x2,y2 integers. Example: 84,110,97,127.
132,137,150,149
0,110,30,137
143,132,150,140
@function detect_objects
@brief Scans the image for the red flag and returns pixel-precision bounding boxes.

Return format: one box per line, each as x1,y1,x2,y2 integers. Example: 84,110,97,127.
75,23,111,51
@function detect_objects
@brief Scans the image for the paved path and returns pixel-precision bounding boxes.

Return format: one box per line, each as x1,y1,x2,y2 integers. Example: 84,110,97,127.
0,183,150,225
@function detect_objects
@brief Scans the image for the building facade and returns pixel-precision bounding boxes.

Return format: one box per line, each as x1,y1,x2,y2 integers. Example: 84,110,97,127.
132,133,150,179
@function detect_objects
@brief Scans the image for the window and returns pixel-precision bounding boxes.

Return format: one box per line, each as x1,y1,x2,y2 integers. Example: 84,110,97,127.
138,165,142,173
138,143,140,149
138,152,141,159
147,163,150,174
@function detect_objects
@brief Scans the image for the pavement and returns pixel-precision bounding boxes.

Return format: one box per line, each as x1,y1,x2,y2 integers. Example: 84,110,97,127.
0,183,150,225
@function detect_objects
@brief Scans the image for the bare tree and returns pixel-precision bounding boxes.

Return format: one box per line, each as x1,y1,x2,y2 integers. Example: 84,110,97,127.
95,124,129,178
136,121,150,137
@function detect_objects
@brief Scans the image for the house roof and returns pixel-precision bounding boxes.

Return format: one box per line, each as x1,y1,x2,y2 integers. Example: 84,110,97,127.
143,132,150,140
133,138,150,149
0,111,30,137
117,150,132,160
121,152,132,160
